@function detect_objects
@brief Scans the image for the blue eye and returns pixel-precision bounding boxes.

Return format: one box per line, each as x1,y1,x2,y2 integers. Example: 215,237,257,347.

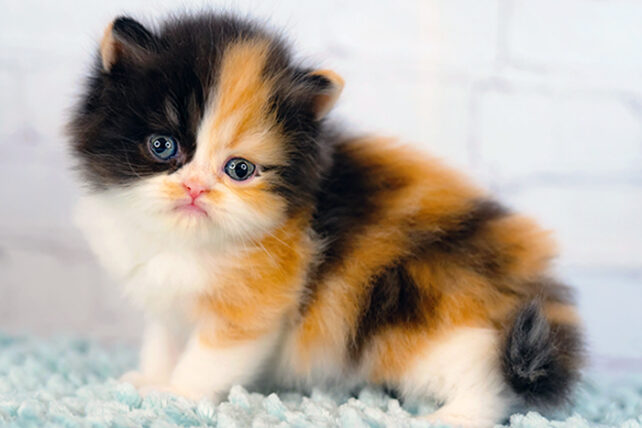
148,135,178,161
224,158,256,181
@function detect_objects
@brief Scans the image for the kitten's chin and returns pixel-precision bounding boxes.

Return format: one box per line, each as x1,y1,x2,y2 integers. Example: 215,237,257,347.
174,203,209,217
162,207,248,248
165,209,217,236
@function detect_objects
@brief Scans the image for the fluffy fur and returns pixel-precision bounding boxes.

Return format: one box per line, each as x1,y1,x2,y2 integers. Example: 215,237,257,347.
68,13,584,428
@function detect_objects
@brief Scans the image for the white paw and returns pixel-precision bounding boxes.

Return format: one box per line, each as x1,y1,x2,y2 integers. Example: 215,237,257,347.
119,370,165,388
137,383,219,402
422,410,496,428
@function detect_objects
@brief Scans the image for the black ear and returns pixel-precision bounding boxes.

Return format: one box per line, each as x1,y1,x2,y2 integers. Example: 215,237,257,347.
297,69,344,120
100,17,159,72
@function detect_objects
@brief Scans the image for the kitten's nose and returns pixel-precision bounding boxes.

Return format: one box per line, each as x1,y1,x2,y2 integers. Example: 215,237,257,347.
183,180,208,200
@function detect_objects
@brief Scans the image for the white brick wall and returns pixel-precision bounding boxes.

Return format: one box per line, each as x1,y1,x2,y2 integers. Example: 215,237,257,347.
508,0,642,71
1,0,640,364
477,88,641,179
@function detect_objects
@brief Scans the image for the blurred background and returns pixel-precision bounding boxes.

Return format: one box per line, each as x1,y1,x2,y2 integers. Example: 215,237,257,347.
0,0,640,370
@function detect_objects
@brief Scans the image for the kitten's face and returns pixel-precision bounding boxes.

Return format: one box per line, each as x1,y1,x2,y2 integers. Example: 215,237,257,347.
69,16,342,245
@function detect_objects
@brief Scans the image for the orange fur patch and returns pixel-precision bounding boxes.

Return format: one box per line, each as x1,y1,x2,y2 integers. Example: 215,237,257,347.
199,38,284,166
481,214,557,282
196,214,313,346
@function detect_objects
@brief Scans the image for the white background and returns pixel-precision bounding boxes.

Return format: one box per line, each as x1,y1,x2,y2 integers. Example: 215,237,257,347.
1,0,641,368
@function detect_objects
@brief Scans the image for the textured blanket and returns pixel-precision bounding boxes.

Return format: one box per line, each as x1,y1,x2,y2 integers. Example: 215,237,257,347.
0,333,640,427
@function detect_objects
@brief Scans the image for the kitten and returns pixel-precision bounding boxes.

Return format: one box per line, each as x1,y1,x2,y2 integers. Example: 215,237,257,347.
68,13,584,428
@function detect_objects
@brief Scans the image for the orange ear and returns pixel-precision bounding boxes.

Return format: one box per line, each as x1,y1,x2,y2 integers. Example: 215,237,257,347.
100,17,158,72
309,70,344,120
100,21,119,71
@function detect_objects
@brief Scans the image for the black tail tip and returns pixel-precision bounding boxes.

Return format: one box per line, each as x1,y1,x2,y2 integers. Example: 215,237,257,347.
502,301,584,408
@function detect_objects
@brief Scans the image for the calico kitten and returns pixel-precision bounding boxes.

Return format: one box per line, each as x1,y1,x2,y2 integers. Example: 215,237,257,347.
68,13,584,428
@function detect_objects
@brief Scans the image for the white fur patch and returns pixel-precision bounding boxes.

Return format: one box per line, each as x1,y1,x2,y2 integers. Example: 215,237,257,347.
120,319,185,387
400,327,515,427
75,192,219,316
168,329,281,401
273,330,357,392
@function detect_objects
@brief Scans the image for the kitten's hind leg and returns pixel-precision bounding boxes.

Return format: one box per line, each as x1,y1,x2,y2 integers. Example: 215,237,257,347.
421,393,510,428
400,327,515,428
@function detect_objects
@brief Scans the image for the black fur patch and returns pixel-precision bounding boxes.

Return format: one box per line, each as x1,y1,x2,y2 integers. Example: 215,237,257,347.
432,199,508,251
412,199,509,277
311,144,378,272
267,76,333,211
528,277,577,305
112,17,160,53
297,143,376,315
502,300,583,408
349,264,427,361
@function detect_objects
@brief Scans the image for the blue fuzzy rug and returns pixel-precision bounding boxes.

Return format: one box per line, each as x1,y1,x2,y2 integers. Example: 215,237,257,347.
0,334,640,427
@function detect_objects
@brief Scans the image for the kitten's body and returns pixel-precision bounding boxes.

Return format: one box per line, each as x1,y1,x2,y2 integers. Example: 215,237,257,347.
70,13,583,427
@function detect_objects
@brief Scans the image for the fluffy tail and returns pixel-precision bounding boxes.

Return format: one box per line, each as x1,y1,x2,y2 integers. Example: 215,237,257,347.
502,300,584,408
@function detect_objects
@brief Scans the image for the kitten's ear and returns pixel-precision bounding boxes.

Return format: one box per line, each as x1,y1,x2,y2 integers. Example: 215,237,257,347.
303,70,345,120
100,17,159,72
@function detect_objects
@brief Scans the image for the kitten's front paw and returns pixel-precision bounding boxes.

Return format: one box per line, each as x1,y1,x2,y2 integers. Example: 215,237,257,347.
119,370,165,388
422,411,495,428
120,370,147,387
138,383,221,402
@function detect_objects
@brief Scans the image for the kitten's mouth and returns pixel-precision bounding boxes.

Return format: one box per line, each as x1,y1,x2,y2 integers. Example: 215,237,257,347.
174,202,208,217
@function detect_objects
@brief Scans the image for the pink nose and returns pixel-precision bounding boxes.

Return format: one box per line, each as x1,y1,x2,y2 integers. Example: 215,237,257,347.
183,180,208,200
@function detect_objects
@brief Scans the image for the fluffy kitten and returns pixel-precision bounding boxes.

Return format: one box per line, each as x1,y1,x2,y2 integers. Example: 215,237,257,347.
68,13,584,427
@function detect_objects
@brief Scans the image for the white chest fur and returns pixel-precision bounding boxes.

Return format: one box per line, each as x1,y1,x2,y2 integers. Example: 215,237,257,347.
75,194,220,317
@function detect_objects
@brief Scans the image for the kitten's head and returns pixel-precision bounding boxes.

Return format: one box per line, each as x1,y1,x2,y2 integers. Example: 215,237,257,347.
69,14,342,244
